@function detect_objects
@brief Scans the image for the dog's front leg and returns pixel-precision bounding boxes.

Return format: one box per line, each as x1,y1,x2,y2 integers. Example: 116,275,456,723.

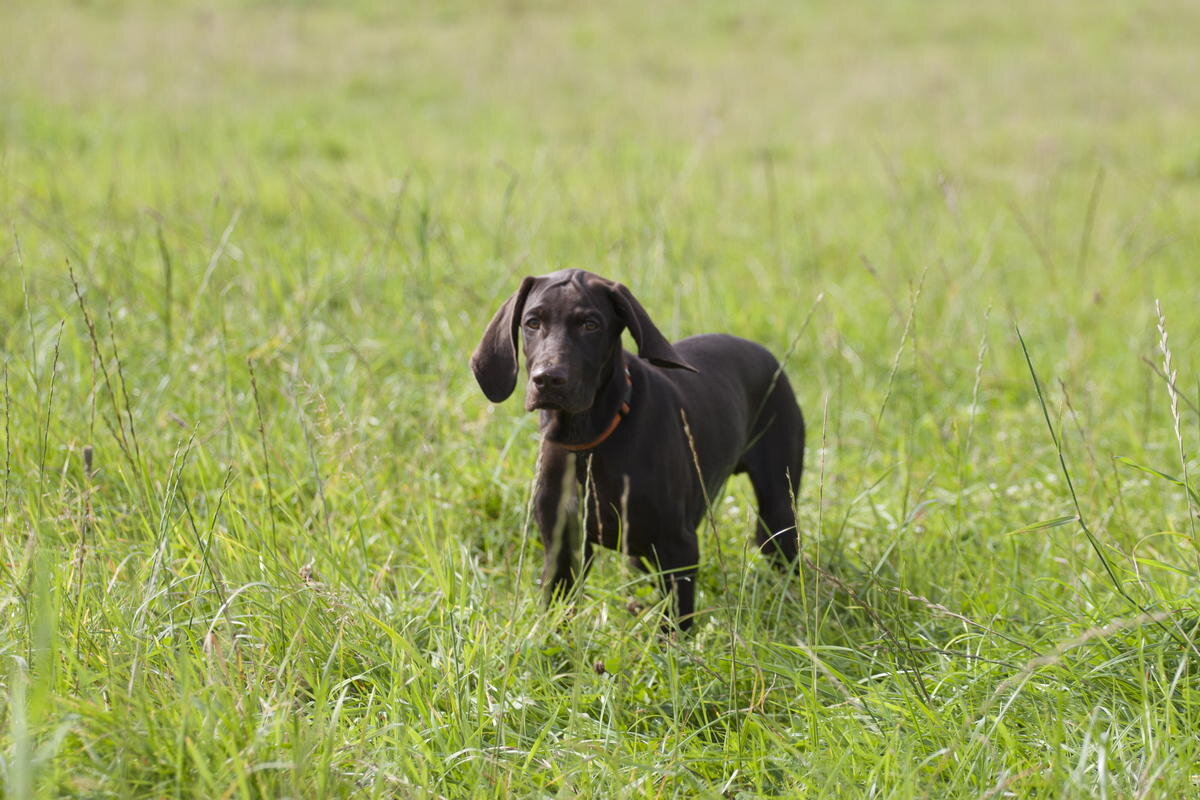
662,551,699,633
633,536,699,632
533,444,581,605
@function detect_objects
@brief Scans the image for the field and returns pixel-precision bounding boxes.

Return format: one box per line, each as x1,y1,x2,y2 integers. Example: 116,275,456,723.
3,1,1200,796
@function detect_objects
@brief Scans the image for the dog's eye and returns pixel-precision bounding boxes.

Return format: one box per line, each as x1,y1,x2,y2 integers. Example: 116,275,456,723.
582,320,599,332
525,318,541,330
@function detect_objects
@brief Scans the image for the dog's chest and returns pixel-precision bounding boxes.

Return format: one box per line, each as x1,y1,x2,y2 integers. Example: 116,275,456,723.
573,452,705,554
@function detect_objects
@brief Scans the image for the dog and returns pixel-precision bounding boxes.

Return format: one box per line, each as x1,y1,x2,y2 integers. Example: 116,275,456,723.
471,269,804,629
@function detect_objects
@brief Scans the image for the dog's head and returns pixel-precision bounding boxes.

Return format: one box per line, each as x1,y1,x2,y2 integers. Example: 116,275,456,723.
470,269,697,413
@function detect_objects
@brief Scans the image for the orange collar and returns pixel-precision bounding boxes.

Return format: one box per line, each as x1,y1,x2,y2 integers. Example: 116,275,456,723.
560,366,633,452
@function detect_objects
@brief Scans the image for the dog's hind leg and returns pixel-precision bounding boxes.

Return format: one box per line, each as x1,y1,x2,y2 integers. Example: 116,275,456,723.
742,383,805,567
630,534,699,631
746,464,799,565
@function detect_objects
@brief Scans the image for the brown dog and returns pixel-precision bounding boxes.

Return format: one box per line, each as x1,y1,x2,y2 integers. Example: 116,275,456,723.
472,269,804,629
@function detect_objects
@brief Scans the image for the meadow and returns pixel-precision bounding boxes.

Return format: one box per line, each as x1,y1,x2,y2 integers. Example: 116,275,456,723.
3,1,1200,796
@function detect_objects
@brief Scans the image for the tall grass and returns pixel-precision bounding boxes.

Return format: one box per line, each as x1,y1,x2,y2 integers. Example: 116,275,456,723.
2,1,1200,796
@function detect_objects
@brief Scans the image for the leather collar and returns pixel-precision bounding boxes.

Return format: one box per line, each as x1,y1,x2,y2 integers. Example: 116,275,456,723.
560,365,633,452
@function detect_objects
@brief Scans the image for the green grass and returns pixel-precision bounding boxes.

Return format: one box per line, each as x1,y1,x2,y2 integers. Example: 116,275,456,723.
3,0,1200,796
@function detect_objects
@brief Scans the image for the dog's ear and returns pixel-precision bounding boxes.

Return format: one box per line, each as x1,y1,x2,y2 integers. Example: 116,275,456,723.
606,282,698,372
470,277,537,402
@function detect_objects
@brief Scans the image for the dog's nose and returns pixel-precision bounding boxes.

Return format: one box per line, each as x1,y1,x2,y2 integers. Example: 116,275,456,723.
531,366,567,389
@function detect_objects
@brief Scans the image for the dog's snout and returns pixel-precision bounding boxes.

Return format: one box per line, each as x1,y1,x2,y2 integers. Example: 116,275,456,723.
531,365,568,389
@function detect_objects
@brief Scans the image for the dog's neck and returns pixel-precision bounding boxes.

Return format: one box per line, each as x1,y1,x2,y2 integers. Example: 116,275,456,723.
540,353,630,449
